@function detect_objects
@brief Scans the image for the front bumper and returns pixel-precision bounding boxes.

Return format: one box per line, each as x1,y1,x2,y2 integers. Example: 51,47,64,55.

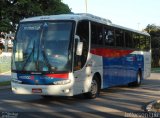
11,82,73,96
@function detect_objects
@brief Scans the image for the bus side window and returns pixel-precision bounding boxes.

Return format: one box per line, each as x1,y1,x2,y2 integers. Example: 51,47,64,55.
115,29,124,47
133,33,140,49
104,27,115,47
139,35,146,50
125,31,133,48
74,20,89,70
91,22,103,46
97,25,103,45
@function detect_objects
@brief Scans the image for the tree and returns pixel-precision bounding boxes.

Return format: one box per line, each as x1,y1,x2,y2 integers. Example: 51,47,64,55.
0,0,71,32
145,24,160,37
144,24,160,67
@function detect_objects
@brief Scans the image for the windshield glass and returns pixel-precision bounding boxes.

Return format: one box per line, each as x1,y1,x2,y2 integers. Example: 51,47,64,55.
12,21,73,73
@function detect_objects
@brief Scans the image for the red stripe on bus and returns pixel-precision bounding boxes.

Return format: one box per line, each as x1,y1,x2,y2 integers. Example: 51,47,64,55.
45,73,69,79
90,48,134,58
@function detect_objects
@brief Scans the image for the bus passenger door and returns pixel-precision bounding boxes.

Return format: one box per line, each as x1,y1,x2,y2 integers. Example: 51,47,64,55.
73,20,90,95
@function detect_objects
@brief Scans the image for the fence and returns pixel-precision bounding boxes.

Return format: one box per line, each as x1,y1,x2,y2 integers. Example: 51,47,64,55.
0,52,11,73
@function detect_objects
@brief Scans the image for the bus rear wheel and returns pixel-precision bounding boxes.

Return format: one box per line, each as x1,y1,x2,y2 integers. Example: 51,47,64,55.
84,76,100,99
128,71,142,87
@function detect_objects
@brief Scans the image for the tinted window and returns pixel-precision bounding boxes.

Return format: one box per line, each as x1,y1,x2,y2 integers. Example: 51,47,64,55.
115,29,124,47
139,35,146,50
91,22,103,45
133,33,139,49
125,32,133,48
104,26,115,47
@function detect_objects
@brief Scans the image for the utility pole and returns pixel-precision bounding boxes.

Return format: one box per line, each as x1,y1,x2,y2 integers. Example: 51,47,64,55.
137,22,140,31
85,0,88,13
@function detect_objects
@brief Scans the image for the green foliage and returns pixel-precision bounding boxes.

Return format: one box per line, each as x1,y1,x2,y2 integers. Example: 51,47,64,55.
145,24,160,32
0,0,71,32
0,19,13,32
0,81,10,86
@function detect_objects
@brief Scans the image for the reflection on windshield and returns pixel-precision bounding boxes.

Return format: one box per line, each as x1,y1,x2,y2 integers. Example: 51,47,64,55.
12,21,73,72
44,22,72,71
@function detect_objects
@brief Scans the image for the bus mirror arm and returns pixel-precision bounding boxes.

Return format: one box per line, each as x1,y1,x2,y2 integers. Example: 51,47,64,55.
75,35,83,56
75,35,80,42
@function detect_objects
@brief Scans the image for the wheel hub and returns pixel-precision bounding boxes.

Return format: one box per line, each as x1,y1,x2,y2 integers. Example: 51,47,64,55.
90,80,98,95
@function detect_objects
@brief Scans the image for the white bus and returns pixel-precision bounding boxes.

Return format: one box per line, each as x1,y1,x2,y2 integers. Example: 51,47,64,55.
11,13,151,98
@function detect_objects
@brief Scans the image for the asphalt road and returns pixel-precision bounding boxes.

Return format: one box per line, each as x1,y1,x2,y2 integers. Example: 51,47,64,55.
0,73,160,118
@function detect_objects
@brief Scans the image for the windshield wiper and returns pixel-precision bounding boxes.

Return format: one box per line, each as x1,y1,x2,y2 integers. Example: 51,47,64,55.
39,24,56,72
41,49,53,71
41,40,57,72
22,40,37,70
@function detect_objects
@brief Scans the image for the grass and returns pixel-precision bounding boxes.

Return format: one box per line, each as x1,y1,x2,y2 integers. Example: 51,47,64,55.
0,81,10,87
151,68,160,73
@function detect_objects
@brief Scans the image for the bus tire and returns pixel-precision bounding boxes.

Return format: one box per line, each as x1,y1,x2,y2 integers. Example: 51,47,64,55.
84,76,100,99
128,71,142,87
41,95,52,99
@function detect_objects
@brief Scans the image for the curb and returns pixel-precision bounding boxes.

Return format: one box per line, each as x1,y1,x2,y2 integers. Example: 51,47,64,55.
0,85,11,90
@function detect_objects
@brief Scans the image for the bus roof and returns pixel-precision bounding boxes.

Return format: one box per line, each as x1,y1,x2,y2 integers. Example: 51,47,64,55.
21,13,150,36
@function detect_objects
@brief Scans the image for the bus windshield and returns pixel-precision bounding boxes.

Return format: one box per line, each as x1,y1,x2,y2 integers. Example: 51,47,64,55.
12,21,73,73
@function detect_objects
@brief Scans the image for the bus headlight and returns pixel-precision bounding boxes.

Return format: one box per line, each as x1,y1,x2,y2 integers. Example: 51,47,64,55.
53,79,71,85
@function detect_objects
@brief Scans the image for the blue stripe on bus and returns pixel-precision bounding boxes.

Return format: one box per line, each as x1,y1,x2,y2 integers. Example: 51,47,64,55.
17,74,66,85
102,54,144,88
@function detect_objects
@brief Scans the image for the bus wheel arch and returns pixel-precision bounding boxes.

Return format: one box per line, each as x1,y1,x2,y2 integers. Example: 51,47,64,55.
84,72,101,99
94,72,101,89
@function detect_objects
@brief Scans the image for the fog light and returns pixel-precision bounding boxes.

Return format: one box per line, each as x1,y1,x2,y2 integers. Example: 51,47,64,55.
63,89,70,93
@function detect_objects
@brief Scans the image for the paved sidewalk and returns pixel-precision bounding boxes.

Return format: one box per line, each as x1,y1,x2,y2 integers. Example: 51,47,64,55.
0,71,11,82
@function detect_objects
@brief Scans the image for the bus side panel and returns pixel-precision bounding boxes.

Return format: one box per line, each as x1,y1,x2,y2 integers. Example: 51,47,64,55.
103,56,124,87
123,54,140,83
103,52,145,88
91,48,131,88
102,56,135,88
91,49,149,89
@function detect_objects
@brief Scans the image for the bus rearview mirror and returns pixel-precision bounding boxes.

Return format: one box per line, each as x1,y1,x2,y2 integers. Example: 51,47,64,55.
76,42,83,56
75,35,83,56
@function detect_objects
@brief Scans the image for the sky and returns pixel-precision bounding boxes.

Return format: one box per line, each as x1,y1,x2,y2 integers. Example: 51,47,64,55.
63,0,160,31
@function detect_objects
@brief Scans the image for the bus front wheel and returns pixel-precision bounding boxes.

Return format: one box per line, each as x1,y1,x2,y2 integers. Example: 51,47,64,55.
84,76,100,99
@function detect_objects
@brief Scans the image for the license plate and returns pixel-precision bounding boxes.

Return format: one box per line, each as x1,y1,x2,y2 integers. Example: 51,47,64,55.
32,88,42,93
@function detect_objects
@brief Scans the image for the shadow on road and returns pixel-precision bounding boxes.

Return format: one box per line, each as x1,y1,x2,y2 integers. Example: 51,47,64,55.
0,78,160,118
